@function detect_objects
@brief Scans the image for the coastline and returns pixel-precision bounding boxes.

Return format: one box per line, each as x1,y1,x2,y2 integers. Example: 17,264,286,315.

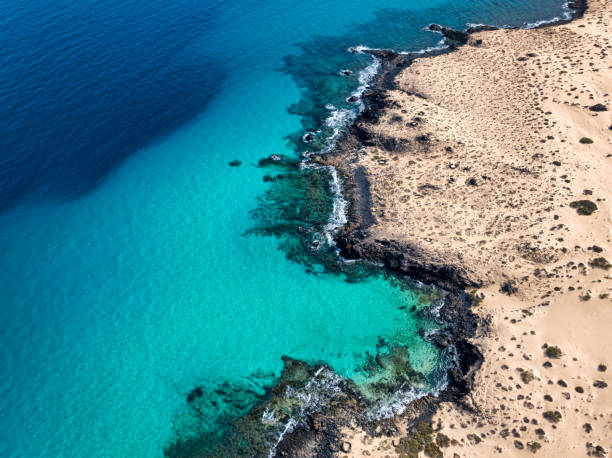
163,0,609,455
323,0,612,455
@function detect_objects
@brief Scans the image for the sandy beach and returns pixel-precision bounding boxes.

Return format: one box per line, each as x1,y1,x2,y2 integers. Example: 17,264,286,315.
330,0,612,455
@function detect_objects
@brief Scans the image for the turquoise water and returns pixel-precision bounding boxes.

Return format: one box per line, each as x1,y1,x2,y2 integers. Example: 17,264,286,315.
0,0,570,456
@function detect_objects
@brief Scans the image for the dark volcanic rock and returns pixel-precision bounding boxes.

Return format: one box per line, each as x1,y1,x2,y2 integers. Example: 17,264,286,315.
258,154,286,167
428,24,469,45
360,91,388,124
302,132,316,143
467,25,499,33
448,340,484,397
364,48,400,60
336,235,479,291
381,136,409,152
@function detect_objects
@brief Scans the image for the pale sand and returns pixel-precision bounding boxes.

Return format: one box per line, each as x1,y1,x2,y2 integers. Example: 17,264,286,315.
335,0,612,455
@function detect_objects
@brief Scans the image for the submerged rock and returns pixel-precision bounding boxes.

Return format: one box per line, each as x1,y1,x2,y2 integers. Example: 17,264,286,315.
186,386,203,403
302,132,316,143
257,154,287,167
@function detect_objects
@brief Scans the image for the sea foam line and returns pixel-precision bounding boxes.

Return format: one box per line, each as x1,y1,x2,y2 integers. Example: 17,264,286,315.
266,367,343,458
523,0,573,27
266,42,455,455
299,52,380,246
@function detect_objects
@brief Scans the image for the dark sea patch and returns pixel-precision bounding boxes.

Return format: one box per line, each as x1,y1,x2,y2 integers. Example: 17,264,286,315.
0,0,225,211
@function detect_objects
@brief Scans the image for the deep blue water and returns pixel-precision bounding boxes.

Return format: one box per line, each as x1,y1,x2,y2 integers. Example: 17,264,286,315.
0,0,570,456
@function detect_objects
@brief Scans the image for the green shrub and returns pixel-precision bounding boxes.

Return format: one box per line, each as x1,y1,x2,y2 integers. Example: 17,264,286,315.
545,346,562,358
527,441,542,452
395,422,435,458
436,433,450,448
579,137,594,144
589,257,611,270
543,410,562,423
569,200,598,215
424,442,443,458
521,370,536,384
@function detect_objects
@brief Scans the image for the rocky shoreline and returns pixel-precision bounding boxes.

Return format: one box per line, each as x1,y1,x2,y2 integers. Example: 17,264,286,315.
324,0,587,294
165,0,609,454
314,0,612,453
298,0,600,454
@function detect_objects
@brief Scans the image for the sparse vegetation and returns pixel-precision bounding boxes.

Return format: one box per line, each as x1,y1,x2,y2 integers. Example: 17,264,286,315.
395,422,437,458
579,137,594,144
424,442,443,458
545,346,562,359
527,441,542,453
589,257,611,270
469,289,484,306
521,370,536,384
543,410,562,423
435,433,450,448
589,103,608,112
569,200,598,215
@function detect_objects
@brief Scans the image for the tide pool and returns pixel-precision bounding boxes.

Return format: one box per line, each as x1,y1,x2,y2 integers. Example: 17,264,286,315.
0,0,570,456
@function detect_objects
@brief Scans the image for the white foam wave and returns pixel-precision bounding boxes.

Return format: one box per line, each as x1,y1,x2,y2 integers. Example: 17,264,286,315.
265,348,460,455
524,16,561,28
365,346,455,421
261,407,277,426
399,40,448,56
525,0,573,27
351,56,381,111
367,385,429,420
267,367,344,458
322,166,348,245
347,44,381,54
428,301,445,320
300,161,348,245
303,53,381,246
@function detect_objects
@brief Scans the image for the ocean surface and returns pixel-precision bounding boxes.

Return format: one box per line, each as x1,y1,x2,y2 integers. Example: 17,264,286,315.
0,0,570,456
